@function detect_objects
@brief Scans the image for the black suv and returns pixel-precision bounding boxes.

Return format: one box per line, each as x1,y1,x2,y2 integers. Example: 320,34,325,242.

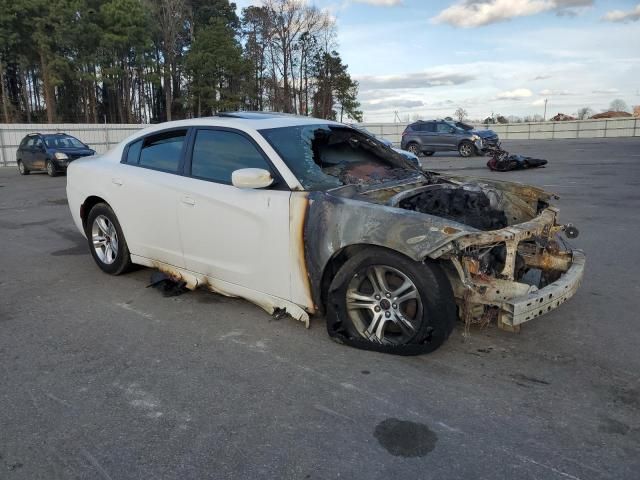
16,133,95,176
401,120,498,157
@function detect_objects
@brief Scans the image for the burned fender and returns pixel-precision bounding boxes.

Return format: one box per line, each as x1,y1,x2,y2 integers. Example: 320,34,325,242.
301,190,469,311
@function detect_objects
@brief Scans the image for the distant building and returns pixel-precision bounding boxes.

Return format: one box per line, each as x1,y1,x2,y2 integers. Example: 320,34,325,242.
550,113,576,121
590,111,632,119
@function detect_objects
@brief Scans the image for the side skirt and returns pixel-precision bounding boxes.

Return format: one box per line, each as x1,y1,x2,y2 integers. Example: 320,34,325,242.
130,255,311,328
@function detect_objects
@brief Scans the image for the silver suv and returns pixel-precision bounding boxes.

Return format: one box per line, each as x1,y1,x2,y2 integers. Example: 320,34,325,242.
401,120,497,157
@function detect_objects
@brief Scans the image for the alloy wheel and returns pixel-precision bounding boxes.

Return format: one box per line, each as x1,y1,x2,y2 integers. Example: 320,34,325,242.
91,215,119,265
345,265,423,345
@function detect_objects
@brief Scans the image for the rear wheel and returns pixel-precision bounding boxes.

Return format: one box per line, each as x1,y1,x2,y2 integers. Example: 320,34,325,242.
46,160,58,177
86,203,132,275
406,143,421,156
326,248,456,355
458,141,474,157
424,151,434,156
17,160,30,175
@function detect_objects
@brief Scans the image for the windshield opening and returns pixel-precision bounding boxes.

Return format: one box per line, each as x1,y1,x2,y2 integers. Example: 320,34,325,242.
44,135,86,149
260,124,418,191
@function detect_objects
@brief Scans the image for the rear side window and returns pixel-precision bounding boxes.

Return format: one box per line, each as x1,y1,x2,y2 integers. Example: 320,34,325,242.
125,139,143,164
190,129,271,184
138,130,187,172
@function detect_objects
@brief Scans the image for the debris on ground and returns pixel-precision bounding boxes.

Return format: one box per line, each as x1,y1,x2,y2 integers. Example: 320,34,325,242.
147,271,189,297
485,143,548,172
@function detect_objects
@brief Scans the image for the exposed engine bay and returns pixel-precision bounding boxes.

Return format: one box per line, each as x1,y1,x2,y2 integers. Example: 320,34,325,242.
349,177,582,332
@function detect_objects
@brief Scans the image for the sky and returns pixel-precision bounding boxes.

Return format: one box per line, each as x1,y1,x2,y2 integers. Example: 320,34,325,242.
235,0,640,122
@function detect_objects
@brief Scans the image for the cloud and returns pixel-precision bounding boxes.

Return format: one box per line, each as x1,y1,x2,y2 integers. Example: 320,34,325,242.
431,0,593,28
352,0,403,5
531,98,547,106
602,4,640,23
356,71,475,90
533,74,552,80
591,88,619,94
496,88,533,100
539,89,574,95
365,99,425,111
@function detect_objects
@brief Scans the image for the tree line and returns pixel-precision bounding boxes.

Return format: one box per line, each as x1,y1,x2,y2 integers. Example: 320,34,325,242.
0,0,362,124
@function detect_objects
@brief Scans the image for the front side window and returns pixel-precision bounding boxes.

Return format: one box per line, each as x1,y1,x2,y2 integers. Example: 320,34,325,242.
436,123,454,134
138,130,187,172
33,137,44,149
190,129,271,184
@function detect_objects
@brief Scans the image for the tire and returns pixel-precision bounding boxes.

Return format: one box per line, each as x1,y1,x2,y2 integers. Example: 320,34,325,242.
424,151,434,156
17,160,30,175
458,141,474,158
85,203,132,275
406,143,421,157
46,159,58,177
326,248,456,355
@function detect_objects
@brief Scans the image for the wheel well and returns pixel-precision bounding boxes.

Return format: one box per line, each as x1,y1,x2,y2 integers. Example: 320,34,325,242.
319,244,440,313
81,196,109,230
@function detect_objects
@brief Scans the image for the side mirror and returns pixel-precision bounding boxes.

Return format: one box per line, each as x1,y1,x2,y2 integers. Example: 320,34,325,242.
231,168,274,189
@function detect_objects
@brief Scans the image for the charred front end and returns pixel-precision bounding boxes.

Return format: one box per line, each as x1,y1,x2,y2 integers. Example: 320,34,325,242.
387,179,585,331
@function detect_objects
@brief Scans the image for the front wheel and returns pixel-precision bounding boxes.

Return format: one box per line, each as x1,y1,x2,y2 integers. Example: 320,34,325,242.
46,160,58,177
458,141,474,157
86,203,132,275
326,248,456,355
17,160,30,175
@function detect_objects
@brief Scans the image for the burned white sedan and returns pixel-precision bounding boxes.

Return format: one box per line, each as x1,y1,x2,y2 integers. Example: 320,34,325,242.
67,113,585,355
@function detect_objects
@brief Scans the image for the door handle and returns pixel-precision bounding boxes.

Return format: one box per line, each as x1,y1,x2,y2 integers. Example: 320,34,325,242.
112,178,123,186
181,196,196,206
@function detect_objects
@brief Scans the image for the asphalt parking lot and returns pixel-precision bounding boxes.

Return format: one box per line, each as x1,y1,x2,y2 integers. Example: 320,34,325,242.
1,137,639,479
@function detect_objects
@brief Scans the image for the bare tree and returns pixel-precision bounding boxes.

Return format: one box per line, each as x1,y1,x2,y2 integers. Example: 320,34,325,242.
576,107,593,119
454,107,467,122
609,98,629,112
152,0,190,121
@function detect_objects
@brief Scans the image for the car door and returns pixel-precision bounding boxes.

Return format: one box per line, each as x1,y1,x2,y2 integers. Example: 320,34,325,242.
112,128,189,269
177,127,291,300
435,122,458,151
18,138,34,168
31,136,47,169
419,122,438,151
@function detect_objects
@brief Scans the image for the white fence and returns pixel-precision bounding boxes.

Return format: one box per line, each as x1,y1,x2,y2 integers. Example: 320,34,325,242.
1,117,639,166
360,117,640,147
0,123,143,167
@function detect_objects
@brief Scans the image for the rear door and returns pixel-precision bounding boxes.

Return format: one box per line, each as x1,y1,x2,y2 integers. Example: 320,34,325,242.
18,137,34,167
176,127,291,300
418,122,438,150
112,129,189,268
31,136,47,169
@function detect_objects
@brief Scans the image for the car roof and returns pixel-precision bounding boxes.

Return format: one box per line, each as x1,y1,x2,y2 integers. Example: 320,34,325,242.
132,114,343,136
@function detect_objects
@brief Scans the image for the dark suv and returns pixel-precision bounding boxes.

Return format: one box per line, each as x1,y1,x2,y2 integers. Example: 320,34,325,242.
401,120,498,157
16,133,95,177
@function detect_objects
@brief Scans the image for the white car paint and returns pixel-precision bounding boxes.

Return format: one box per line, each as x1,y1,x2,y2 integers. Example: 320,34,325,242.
67,116,343,326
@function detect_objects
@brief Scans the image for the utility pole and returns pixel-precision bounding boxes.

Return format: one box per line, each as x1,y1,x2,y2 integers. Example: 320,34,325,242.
543,98,548,121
